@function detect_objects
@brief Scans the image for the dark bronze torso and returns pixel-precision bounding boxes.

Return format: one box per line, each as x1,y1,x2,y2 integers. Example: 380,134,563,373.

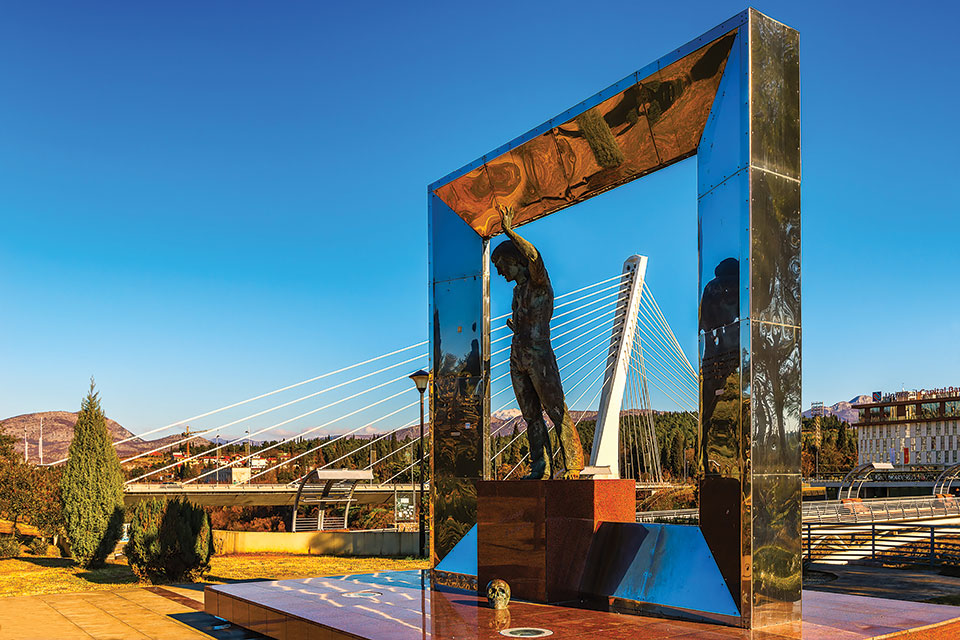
510,259,553,348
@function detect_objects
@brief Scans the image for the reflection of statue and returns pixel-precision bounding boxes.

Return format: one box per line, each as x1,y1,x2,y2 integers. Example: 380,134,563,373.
492,204,584,480
700,258,741,474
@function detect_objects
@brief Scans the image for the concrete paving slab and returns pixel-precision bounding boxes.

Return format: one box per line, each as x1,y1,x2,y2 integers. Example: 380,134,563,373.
806,563,960,602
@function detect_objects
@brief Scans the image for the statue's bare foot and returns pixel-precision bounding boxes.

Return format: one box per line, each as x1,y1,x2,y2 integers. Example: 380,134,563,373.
561,469,581,480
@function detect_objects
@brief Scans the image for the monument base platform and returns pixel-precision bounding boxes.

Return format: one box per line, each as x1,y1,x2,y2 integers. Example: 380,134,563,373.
205,570,960,640
477,478,636,603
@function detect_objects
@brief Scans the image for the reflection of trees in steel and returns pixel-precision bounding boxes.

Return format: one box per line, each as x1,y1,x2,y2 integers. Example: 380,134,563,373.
432,32,738,238
752,476,801,605
752,323,800,472
752,173,800,328
432,306,484,560
433,476,476,560
700,258,741,476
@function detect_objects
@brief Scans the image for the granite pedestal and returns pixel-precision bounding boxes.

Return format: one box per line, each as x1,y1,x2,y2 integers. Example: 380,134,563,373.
476,479,636,603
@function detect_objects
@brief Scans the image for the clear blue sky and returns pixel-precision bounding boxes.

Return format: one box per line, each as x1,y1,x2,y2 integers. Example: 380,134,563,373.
1,1,957,435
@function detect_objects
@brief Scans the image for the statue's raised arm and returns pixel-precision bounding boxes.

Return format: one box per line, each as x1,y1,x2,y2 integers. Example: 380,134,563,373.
497,204,546,285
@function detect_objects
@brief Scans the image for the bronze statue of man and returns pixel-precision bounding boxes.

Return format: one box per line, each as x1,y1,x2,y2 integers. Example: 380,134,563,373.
492,204,584,480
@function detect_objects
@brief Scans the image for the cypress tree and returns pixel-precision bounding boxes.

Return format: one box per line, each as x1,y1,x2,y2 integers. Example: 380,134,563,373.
60,380,125,568
670,432,685,477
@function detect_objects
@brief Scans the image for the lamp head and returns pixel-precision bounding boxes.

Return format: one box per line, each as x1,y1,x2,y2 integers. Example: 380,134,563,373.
409,369,429,393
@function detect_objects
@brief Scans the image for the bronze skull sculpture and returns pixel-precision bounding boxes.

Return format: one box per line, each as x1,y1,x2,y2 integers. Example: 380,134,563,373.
485,579,511,610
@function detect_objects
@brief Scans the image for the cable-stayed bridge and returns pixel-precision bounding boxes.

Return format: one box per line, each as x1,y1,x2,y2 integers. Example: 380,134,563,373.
68,257,701,509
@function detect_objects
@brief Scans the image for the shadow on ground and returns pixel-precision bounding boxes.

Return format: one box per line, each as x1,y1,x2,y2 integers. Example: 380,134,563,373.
14,556,140,587
203,576,273,586
806,563,960,603
13,557,74,569
171,612,267,639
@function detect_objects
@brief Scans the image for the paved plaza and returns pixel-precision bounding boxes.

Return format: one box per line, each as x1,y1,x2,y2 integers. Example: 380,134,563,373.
0,585,262,640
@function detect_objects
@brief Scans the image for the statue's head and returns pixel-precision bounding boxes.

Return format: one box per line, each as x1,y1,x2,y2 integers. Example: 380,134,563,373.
714,257,739,279
492,240,526,283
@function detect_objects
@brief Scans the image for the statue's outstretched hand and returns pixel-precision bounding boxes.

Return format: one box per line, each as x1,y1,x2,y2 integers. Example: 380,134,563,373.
497,203,515,231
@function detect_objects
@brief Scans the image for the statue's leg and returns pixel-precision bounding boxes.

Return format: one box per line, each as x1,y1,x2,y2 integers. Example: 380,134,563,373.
530,350,584,478
511,365,551,480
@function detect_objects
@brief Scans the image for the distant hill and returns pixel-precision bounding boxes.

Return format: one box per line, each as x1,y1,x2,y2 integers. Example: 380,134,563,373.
801,395,870,425
0,411,210,463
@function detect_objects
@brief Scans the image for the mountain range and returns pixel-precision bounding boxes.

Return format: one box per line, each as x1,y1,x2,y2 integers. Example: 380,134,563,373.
3,396,866,464
800,395,870,424
0,411,210,464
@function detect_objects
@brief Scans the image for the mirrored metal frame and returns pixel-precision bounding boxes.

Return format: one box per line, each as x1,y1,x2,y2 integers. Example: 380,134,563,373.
428,8,800,632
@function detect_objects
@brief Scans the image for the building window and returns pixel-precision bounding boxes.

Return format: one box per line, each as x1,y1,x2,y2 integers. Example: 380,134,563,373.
922,403,940,419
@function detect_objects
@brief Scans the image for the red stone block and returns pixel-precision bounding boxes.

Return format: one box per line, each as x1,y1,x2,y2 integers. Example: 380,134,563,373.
478,479,635,603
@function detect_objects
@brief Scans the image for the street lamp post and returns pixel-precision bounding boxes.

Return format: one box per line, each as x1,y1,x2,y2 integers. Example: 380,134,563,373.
409,369,429,559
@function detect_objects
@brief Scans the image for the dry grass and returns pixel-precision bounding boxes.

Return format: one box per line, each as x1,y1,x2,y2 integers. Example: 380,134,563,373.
0,553,428,598
206,553,427,583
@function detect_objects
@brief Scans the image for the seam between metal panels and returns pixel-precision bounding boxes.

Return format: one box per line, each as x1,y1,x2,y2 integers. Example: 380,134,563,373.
751,165,800,184
753,319,801,330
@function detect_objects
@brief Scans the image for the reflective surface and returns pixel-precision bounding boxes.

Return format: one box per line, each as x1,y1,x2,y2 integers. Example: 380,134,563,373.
750,15,801,181
432,31,738,238
428,7,801,630
751,474,802,628
430,198,490,565
700,326,742,479
698,171,747,333
697,10,801,629
751,170,801,328
697,29,748,196
206,570,960,640
751,322,801,475
581,522,740,621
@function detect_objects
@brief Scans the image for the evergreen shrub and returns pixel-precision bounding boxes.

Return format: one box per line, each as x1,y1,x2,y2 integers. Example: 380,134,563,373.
60,381,125,568
0,535,20,559
126,497,213,583
27,536,47,556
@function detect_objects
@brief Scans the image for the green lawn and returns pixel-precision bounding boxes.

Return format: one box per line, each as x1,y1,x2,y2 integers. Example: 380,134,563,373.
0,553,428,597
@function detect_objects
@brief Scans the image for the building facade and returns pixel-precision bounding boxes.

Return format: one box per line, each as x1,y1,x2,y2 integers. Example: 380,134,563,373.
854,388,960,467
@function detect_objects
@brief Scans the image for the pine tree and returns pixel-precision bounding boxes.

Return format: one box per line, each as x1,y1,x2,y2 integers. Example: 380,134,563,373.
60,380,125,568
509,423,522,465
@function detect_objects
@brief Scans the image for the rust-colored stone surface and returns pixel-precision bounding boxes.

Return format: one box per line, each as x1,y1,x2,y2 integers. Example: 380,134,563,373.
204,572,960,640
477,479,636,603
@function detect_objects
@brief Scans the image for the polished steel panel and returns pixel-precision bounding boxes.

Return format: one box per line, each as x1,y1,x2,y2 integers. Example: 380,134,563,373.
698,169,747,333
646,32,737,163
751,321,801,475
433,31,737,238
429,198,489,565
581,522,740,620
430,193,485,284
552,83,660,204
750,11,801,181
428,9,799,629
697,31,748,196
434,164,496,237
700,326,741,478
751,170,801,328
751,473,802,630
743,10,802,629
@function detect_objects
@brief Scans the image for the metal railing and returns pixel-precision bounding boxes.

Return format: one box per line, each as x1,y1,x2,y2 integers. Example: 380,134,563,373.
804,522,960,567
636,508,698,523
802,495,960,524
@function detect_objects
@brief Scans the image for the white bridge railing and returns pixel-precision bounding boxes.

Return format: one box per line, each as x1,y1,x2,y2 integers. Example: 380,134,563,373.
801,496,960,524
